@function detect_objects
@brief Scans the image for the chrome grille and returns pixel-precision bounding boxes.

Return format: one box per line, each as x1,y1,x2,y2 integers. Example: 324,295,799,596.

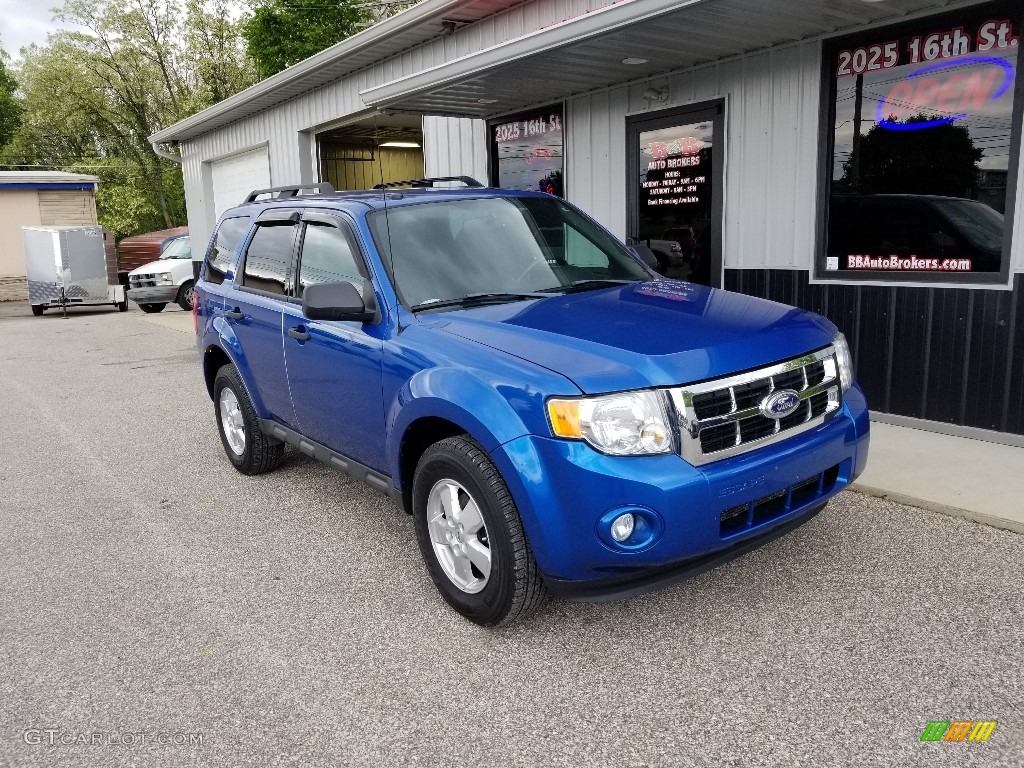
669,347,842,466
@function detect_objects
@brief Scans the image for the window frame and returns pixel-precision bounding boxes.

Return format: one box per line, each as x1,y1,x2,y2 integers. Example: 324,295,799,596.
813,1,1024,288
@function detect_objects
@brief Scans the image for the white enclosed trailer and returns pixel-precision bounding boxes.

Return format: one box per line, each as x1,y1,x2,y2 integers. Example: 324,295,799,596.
22,226,127,317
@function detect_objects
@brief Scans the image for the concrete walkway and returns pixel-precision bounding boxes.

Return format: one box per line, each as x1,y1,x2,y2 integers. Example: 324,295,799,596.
851,420,1024,534
124,305,1024,536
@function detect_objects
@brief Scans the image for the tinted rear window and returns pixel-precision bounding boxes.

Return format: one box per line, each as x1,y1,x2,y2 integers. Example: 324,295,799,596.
205,217,251,285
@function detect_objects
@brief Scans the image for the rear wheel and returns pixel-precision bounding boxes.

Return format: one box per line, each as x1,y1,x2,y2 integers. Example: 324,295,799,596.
413,435,547,626
176,280,195,311
116,296,128,312
139,303,166,313
213,363,284,475
30,304,44,316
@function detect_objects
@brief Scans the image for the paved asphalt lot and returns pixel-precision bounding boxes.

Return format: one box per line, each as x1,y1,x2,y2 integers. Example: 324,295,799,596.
0,301,1021,768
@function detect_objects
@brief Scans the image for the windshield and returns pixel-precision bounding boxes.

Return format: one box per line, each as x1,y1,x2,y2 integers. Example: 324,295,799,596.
368,196,648,308
159,237,191,260
928,198,1004,253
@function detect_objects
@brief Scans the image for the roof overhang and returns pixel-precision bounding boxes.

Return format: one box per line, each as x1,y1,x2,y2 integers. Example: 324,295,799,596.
0,171,99,190
150,0,519,143
361,0,961,119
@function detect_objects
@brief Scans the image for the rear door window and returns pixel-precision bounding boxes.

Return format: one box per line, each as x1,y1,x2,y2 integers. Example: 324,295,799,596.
205,217,251,285
240,223,297,296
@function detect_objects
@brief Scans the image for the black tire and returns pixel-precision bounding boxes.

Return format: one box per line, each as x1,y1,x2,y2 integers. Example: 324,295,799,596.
176,280,195,311
213,363,284,475
116,297,128,312
413,435,547,627
30,304,44,316
139,303,166,313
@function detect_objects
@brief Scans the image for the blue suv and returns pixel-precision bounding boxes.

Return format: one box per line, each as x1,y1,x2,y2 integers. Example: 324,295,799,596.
195,178,869,626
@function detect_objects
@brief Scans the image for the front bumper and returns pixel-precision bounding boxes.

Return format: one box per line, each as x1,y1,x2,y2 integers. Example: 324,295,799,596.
490,384,869,596
127,285,178,304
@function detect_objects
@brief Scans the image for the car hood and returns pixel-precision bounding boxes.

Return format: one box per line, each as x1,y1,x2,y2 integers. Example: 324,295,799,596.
429,280,838,393
128,259,185,276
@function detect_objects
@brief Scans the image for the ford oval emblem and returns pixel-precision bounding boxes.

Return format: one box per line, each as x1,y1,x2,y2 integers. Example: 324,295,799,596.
760,389,801,419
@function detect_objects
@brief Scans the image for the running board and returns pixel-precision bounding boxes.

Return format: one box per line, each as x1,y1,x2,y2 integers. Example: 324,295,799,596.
259,419,396,499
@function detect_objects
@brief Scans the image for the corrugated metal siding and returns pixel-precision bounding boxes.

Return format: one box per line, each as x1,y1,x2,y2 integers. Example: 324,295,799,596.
566,39,824,268
320,146,424,190
422,116,488,182
37,190,97,227
725,270,1024,435
179,0,619,247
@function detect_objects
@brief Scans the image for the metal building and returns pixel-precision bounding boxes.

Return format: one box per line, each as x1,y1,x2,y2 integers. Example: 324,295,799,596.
151,0,1024,443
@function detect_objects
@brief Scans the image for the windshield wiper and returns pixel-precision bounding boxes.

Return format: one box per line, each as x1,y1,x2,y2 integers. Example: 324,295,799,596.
410,292,548,313
537,279,637,295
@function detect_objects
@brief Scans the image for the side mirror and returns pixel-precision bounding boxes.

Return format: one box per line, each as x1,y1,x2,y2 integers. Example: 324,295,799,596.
302,281,375,322
628,245,660,272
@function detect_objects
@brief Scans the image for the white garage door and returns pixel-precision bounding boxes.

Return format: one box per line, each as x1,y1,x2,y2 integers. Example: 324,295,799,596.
211,147,271,217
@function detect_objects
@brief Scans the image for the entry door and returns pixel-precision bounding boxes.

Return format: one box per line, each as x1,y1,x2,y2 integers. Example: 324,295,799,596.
626,100,724,287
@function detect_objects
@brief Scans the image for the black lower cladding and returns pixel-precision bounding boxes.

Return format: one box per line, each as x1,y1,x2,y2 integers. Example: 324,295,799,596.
724,269,1024,436
544,500,827,602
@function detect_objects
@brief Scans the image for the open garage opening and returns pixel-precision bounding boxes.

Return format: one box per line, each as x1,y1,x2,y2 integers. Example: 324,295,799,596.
316,114,424,191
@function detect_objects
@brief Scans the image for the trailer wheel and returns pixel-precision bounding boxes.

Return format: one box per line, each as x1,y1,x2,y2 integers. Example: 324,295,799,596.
139,303,166,313
116,296,128,312
30,304,44,316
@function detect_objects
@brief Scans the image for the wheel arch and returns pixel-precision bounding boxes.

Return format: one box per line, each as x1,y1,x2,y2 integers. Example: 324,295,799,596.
396,416,468,515
202,344,232,400
388,373,535,514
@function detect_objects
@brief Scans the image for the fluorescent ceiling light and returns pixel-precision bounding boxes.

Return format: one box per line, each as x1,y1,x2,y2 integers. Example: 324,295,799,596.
379,141,421,148
622,57,648,65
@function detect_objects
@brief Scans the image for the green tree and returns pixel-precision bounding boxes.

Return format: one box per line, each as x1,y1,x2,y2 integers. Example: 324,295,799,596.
1,0,255,238
243,0,371,78
844,114,983,197
0,38,21,149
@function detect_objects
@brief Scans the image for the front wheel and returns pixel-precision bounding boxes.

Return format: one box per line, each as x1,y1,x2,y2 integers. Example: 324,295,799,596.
176,280,195,311
139,303,166,313
413,435,547,626
213,364,284,475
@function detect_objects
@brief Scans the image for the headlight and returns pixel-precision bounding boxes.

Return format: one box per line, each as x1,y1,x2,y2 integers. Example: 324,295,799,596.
158,274,174,284
547,391,673,456
833,332,854,393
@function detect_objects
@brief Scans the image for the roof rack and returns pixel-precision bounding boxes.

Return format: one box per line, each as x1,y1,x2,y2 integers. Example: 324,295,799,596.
244,182,336,203
373,176,484,190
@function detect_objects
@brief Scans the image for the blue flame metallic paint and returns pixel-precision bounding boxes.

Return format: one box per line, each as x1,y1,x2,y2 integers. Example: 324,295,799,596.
195,188,870,598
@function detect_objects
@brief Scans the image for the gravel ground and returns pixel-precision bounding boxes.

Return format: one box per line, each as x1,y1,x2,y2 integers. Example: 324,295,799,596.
0,302,1021,768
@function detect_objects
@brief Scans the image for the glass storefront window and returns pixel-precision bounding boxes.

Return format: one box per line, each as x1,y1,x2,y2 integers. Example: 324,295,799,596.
821,1,1022,281
488,105,564,196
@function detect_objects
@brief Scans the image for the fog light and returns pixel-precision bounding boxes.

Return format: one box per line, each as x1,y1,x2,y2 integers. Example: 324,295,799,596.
610,513,635,542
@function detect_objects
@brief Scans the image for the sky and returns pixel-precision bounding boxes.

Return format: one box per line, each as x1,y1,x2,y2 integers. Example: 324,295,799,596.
0,1,83,60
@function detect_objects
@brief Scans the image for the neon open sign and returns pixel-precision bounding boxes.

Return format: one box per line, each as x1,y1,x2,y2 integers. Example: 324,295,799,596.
876,54,1016,131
